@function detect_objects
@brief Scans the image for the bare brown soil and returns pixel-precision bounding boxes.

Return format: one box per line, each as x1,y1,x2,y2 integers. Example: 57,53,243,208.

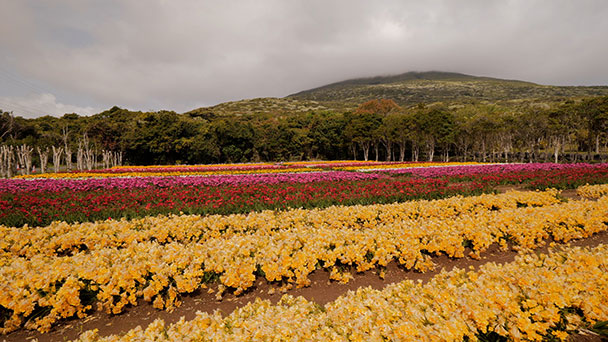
570,332,608,342
4,229,608,342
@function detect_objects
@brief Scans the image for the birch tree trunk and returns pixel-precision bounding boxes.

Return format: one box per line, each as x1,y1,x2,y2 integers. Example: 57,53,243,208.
52,146,63,173
16,145,33,175
360,142,370,161
426,139,435,162
398,141,406,162
37,147,49,173
62,127,72,171
1,145,15,178
553,137,561,163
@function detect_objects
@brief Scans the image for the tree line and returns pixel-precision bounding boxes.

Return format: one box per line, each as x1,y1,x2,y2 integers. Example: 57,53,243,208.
0,96,607,168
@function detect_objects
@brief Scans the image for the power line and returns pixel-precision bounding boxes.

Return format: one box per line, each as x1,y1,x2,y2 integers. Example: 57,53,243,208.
0,65,62,116
0,99,52,117
0,65,52,96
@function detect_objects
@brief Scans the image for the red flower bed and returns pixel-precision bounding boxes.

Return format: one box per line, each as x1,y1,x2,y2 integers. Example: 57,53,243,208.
5,163,608,228
0,178,488,227
441,165,608,189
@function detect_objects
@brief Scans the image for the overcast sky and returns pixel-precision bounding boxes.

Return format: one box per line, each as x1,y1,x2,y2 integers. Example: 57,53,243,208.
1,0,607,118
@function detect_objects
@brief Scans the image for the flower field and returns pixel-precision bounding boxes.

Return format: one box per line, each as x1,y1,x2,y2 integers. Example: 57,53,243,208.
0,177,487,227
74,244,608,341
390,162,608,189
3,162,608,227
578,183,608,199
1,161,608,341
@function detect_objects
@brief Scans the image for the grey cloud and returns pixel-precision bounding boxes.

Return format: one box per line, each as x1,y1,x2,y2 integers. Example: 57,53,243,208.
1,0,607,117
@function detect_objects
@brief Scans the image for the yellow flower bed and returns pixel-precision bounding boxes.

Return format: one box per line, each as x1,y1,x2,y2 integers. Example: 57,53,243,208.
577,183,608,199
14,167,322,179
75,244,608,341
2,190,608,333
0,189,561,262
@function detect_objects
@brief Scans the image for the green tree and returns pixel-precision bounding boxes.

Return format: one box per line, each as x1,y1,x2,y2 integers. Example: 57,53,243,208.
213,119,255,163
344,111,381,161
578,96,608,156
414,106,455,161
383,110,414,161
357,99,400,161
307,111,348,160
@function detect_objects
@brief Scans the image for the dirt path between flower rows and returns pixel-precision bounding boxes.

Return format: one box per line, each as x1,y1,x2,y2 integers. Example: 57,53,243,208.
4,188,605,342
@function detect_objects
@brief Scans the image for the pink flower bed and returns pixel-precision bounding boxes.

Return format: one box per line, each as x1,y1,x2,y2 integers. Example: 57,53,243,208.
0,171,380,193
388,163,608,177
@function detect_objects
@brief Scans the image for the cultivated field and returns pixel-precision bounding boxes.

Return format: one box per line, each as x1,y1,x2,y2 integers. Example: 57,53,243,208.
1,161,608,341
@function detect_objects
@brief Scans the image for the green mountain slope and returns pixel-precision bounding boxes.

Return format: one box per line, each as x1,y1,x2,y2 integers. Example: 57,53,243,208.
185,71,608,116
287,71,608,107
185,97,329,118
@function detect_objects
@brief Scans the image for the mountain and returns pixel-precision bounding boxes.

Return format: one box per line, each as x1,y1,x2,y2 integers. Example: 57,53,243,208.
185,97,329,118
287,71,608,107
186,71,608,116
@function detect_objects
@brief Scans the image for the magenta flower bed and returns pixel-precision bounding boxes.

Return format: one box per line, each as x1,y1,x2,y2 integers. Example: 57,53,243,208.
0,171,381,193
388,163,608,177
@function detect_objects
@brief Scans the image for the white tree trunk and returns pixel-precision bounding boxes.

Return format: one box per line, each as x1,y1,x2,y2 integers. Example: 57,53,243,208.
554,138,561,163
1,145,16,178
62,127,72,171
52,146,63,173
362,144,369,161
427,140,435,162
16,145,33,175
398,142,406,162
37,147,49,173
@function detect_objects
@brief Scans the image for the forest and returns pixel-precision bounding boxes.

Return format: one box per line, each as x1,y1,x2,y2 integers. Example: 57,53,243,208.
0,95,607,168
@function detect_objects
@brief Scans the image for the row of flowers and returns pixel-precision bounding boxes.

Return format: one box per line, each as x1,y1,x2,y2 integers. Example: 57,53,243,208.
13,167,324,179
12,161,488,179
284,160,440,168
7,163,607,192
460,164,608,190
101,161,470,172
0,177,488,227
0,189,561,261
392,162,608,191
4,163,608,228
0,171,380,193
577,183,608,199
111,162,276,169
11,161,608,182
389,162,608,178
76,163,302,174
74,244,608,341
106,160,397,171
1,189,606,333
339,161,487,171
